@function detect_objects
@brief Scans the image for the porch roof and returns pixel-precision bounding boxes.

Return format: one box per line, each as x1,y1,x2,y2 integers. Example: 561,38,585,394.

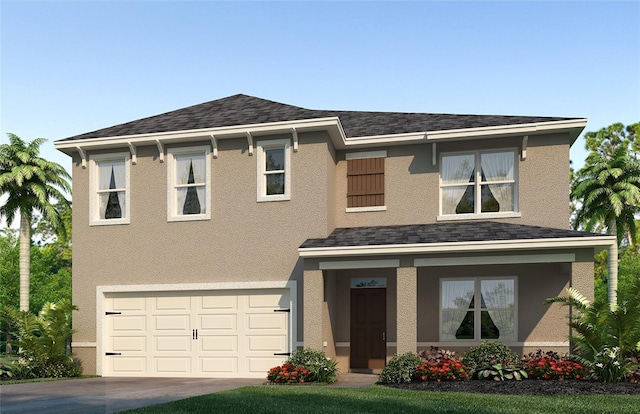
298,221,615,258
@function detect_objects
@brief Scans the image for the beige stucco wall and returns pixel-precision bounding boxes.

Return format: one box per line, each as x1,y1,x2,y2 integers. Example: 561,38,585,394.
71,131,337,373
334,133,571,229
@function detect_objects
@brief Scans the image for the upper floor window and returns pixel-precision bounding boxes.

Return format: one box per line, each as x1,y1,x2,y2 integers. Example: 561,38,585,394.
167,146,210,221
346,151,386,212
89,152,130,226
257,139,291,202
440,277,516,342
439,150,518,219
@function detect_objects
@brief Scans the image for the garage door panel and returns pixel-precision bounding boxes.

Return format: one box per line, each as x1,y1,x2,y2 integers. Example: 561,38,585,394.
111,316,146,331
155,357,191,373
200,335,237,352
201,295,237,309
199,357,237,374
154,314,190,330
247,313,287,330
155,296,191,311
247,335,286,352
111,357,146,373
111,296,146,311
112,337,146,352
199,314,237,330
154,336,192,352
248,293,286,308
247,357,286,374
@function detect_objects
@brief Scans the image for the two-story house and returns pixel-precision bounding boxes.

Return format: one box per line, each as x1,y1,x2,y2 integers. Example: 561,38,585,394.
54,94,614,378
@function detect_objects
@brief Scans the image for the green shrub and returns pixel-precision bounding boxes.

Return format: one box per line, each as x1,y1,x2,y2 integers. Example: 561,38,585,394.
2,299,82,379
462,341,519,375
284,348,338,384
477,363,528,381
378,352,422,384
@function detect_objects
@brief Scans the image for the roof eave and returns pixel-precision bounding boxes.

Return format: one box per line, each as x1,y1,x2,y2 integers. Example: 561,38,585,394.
298,235,615,258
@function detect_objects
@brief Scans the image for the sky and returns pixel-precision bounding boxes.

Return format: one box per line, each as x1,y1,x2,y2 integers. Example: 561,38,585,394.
1,0,639,189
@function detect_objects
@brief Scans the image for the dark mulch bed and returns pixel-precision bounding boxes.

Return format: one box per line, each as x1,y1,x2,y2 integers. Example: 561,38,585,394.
386,380,640,395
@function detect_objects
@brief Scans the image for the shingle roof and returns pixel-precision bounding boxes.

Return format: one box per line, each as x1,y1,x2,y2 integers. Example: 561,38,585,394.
59,94,577,142
299,221,606,249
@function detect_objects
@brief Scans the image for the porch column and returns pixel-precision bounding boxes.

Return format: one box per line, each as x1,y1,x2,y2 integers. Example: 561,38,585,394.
396,266,417,355
303,269,323,350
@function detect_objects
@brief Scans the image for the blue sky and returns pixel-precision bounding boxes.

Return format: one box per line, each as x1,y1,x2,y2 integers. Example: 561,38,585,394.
1,0,639,177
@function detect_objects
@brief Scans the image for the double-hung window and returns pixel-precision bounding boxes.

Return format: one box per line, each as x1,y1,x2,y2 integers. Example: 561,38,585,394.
440,277,516,342
257,139,291,202
167,146,210,221
89,152,130,226
439,150,518,219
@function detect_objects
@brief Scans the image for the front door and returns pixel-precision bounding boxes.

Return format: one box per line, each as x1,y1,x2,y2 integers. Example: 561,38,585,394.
350,288,386,370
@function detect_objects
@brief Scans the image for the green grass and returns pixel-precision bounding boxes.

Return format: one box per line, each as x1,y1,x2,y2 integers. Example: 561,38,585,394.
122,385,640,414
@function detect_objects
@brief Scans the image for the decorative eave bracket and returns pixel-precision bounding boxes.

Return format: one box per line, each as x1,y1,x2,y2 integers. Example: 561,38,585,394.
291,128,299,152
127,142,137,165
155,140,164,163
76,146,87,169
521,136,528,161
210,134,218,159
246,132,253,156
432,142,437,167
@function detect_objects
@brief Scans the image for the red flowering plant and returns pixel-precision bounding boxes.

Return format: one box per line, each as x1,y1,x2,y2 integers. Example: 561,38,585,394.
414,358,470,382
267,363,314,384
522,350,588,380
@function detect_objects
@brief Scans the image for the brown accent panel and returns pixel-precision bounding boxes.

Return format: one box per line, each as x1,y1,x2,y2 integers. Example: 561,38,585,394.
347,158,385,207
350,288,386,370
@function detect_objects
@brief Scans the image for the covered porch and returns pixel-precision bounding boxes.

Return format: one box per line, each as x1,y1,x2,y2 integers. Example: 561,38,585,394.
298,222,614,372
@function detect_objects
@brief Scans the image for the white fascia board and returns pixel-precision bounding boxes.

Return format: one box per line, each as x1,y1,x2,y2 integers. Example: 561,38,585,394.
299,236,616,258
425,119,588,143
54,117,347,155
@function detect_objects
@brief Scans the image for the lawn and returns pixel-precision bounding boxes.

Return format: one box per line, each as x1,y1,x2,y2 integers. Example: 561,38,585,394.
122,385,640,414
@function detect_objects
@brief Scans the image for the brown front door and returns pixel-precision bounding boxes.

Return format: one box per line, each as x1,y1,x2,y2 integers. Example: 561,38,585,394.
350,288,386,370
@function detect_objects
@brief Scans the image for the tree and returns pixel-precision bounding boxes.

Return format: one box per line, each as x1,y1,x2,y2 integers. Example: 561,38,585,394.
572,129,640,307
0,133,71,311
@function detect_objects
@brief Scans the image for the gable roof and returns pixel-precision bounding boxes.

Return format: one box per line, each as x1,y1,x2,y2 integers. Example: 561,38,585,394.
298,221,614,258
58,94,580,142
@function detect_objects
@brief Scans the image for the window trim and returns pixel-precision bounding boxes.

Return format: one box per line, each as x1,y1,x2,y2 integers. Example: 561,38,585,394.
256,139,291,202
438,148,519,221
439,276,518,343
167,145,211,222
89,152,131,226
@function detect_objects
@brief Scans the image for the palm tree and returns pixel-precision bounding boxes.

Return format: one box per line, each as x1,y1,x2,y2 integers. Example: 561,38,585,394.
0,133,71,311
571,145,640,307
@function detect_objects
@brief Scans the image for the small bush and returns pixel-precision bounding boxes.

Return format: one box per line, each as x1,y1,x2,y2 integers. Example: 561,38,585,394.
477,364,528,381
378,352,422,384
462,341,519,374
415,358,469,381
523,350,587,380
285,348,338,383
267,363,313,384
419,346,459,363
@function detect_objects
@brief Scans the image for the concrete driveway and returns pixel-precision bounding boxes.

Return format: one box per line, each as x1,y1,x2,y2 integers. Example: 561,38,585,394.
0,377,264,414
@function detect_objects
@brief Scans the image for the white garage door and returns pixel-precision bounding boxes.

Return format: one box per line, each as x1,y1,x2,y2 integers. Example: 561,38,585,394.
103,289,291,378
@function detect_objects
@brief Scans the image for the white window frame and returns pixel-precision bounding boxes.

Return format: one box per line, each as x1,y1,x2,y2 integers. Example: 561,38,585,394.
89,152,131,226
438,148,520,221
167,145,211,222
439,276,518,343
256,139,291,202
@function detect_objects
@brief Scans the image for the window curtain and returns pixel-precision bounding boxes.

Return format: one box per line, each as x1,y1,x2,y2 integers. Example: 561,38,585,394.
481,152,514,212
98,161,125,218
441,280,474,340
480,280,515,340
441,154,475,214
176,155,206,214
